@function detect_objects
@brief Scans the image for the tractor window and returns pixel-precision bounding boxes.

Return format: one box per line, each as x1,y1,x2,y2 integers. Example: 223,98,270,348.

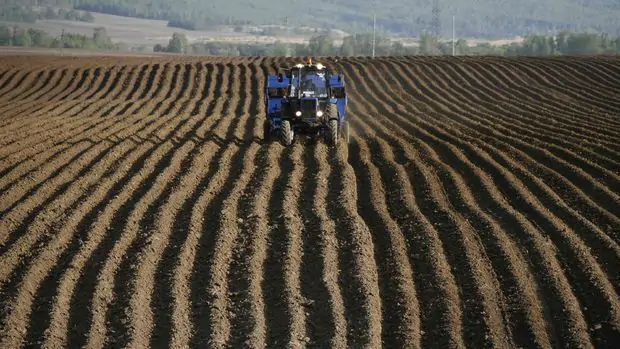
267,87,286,97
330,87,345,98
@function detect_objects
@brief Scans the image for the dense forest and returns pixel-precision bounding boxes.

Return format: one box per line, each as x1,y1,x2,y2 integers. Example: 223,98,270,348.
1,0,620,38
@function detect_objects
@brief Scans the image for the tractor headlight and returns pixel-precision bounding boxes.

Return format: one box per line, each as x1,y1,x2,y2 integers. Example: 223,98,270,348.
295,111,302,116
316,110,323,117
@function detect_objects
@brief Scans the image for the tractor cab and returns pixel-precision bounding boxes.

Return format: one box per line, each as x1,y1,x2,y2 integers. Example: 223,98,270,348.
264,58,348,146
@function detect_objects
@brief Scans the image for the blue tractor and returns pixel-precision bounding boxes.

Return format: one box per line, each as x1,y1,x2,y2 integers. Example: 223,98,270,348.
263,58,348,146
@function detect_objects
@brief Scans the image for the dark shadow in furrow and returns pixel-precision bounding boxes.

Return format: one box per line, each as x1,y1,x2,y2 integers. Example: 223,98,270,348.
149,64,181,115
0,70,19,92
0,143,115,331
43,68,81,101
260,149,293,348
15,70,46,101
60,69,91,101
115,103,135,116
0,69,10,87
297,143,335,347
105,143,198,348
126,65,149,101
137,64,160,101
71,67,103,102
149,65,215,349
161,64,192,116
325,147,373,347
344,59,556,345
373,134,493,349
100,103,121,118
246,63,261,142
175,63,203,116
105,83,214,348
343,140,416,349
401,146,543,348
85,67,112,100
2,70,33,96
190,64,213,116
226,145,271,348
473,140,620,292
20,69,58,101
360,100,542,347
415,61,620,204
99,66,128,101
0,144,95,253
391,116,600,346
21,142,127,345
188,143,253,347
133,64,170,115
386,60,620,228
433,62,620,165
65,117,194,349
110,66,137,101
149,143,229,349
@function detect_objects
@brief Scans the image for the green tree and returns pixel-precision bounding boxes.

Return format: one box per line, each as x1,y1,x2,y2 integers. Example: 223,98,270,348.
340,36,356,55
167,32,188,53
308,35,334,56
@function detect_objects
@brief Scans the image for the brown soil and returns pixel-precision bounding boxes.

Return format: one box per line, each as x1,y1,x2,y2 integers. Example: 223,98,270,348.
0,54,619,349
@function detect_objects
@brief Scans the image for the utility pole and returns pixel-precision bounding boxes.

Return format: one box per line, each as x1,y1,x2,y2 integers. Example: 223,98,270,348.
452,15,455,55
372,0,376,58
431,0,441,54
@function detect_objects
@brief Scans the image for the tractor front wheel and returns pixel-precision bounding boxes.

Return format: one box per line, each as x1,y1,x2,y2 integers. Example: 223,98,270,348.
280,120,293,146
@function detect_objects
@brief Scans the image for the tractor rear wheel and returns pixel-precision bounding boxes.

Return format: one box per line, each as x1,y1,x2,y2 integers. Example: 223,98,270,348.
280,120,293,146
328,119,338,146
326,104,338,146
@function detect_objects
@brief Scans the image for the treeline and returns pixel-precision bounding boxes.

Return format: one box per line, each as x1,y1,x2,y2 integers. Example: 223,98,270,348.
3,0,619,38
157,32,620,57
0,25,131,50
0,5,94,23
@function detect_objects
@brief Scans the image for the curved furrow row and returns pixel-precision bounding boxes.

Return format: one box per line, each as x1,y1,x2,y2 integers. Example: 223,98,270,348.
0,65,173,228
539,58,620,106
413,59,620,195
323,142,382,349
511,59,620,117
0,67,114,152
345,58,512,348
129,62,253,348
387,59,620,230
381,61,620,235
344,58,596,348
362,58,620,345
435,59,620,157
390,59,620,200
475,59,620,140
0,69,37,102
36,62,215,349
79,63,216,349
0,67,83,136
0,69,76,133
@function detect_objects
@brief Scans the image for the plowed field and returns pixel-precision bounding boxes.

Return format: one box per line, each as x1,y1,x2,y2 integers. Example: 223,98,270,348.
1,54,619,348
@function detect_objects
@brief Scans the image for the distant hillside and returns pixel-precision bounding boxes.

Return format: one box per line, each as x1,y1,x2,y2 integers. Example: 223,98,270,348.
4,0,620,38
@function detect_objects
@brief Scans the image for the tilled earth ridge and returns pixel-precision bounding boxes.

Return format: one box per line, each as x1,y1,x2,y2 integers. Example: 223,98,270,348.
0,54,619,348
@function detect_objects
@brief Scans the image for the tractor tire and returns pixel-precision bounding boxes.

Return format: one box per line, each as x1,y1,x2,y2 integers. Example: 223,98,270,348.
328,119,338,146
263,119,271,141
326,104,338,146
280,120,293,146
